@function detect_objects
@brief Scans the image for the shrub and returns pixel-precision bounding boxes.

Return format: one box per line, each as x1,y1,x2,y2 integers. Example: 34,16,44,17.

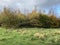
0,7,60,28
0,7,26,28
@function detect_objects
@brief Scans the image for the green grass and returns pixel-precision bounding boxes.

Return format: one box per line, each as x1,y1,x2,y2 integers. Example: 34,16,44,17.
0,28,60,45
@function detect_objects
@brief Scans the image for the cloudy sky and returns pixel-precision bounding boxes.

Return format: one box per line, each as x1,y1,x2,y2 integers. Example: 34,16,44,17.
0,0,60,15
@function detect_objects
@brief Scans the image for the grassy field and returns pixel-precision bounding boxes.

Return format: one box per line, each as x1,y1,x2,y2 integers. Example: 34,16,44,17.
0,28,60,45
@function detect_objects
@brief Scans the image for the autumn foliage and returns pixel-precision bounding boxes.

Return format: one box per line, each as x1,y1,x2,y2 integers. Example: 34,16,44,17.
0,7,60,28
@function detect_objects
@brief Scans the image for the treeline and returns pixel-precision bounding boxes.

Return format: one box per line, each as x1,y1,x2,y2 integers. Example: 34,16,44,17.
0,7,60,28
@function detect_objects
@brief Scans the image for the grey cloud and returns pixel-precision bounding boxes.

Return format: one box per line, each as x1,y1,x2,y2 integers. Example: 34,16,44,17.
38,0,60,7
0,0,60,12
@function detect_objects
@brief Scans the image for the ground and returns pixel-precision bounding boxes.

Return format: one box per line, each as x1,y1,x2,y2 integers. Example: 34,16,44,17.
0,28,60,45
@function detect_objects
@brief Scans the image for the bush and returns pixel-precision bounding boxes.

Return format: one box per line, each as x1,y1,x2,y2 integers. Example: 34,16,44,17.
0,7,60,28
0,7,26,28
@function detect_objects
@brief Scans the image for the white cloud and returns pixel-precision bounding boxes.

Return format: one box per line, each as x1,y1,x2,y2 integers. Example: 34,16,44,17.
0,0,60,11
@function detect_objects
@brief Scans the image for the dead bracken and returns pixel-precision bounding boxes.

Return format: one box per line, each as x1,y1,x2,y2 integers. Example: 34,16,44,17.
34,32,46,38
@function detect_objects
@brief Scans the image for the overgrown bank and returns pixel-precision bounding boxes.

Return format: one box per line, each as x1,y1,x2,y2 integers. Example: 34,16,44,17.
0,7,60,28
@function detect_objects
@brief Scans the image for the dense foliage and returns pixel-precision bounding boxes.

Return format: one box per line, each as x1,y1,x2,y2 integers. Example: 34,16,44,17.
0,7,60,28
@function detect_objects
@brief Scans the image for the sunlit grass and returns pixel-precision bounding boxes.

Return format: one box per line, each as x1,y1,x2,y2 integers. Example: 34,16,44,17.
0,28,60,45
